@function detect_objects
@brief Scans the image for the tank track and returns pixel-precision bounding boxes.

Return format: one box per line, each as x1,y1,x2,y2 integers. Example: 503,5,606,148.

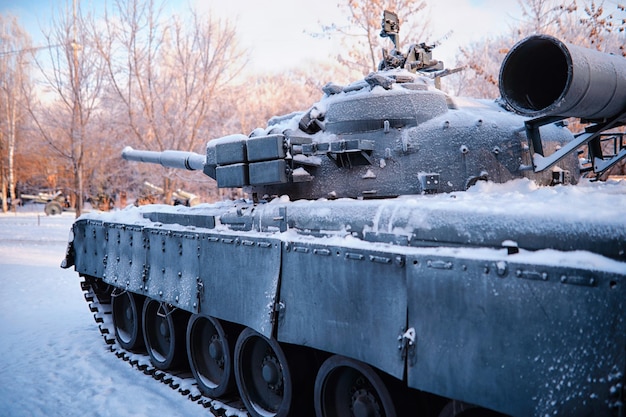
80,277,249,417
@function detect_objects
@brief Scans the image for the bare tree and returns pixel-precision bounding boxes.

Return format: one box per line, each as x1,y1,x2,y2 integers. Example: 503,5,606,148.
27,0,105,217
94,0,246,202
453,36,510,98
0,15,31,212
223,70,324,136
514,0,577,35
567,1,625,54
513,0,625,53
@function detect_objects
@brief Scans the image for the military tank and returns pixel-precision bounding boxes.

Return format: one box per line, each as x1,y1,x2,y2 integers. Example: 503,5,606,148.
62,11,626,417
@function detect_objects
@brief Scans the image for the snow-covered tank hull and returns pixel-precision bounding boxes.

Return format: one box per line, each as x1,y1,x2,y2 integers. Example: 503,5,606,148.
63,182,626,417
62,30,626,417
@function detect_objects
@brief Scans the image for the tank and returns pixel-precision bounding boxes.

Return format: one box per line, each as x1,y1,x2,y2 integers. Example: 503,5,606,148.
62,12,626,417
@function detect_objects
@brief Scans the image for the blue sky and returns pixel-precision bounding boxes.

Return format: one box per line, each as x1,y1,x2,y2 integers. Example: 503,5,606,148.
0,0,521,72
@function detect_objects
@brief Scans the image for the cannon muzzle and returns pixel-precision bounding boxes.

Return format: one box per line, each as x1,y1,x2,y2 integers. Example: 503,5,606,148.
122,146,205,171
499,35,626,120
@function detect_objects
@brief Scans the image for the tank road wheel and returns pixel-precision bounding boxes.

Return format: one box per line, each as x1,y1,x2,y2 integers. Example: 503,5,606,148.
314,355,396,417
234,328,295,417
142,299,188,370
111,291,144,350
187,315,236,398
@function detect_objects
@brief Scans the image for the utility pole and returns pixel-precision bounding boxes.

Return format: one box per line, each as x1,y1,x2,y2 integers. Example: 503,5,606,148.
71,0,83,217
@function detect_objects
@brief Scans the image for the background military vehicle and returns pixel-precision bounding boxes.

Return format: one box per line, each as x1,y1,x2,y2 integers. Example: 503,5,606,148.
19,190,69,215
62,11,625,417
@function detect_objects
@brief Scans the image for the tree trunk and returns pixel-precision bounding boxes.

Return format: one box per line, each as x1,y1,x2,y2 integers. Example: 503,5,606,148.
74,159,83,217
8,99,16,205
71,5,83,219
1,174,7,213
163,176,173,205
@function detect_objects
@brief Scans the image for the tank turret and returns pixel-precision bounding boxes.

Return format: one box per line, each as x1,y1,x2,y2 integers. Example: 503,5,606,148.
129,31,626,196
123,26,594,200
125,27,626,199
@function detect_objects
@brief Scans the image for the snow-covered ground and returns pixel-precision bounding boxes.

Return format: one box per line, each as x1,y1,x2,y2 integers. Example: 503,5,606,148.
2,178,625,416
0,208,206,417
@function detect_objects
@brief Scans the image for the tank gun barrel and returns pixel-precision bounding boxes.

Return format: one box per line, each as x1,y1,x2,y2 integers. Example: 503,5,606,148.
499,34,626,120
499,35,626,174
122,146,205,171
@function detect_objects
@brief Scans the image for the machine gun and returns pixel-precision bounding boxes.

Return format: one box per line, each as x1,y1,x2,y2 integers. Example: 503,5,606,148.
379,9,444,73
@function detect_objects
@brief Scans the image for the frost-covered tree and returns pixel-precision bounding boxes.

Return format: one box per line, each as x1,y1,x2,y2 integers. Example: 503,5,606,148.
0,15,31,212
94,0,246,202
514,0,577,35
452,36,509,98
223,66,342,137
512,0,625,53
26,1,105,217
451,0,626,98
